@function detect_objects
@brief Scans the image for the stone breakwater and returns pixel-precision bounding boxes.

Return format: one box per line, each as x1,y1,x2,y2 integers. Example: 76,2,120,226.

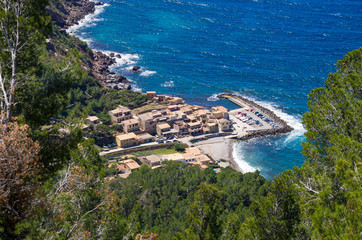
218,93,294,141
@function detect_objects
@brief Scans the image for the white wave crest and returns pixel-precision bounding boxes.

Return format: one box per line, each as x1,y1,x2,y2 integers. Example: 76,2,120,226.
131,85,142,92
207,93,220,102
66,3,110,39
100,51,140,69
140,70,157,77
232,142,259,173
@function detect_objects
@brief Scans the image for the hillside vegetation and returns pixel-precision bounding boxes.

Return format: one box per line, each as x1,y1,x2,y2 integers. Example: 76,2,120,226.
0,1,360,239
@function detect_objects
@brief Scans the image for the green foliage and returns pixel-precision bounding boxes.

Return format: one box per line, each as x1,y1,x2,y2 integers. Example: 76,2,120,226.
107,162,269,239
299,47,362,239
239,48,362,239
185,183,222,239
15,49,86,128
31,125,83,181
174,142,187,152
0,0,51,121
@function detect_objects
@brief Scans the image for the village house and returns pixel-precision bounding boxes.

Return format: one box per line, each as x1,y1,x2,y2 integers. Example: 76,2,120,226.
205,120,219,133
211,106,229,119
186,115,197,123
186,147,202,156
173,110,187,120
196,154,212,164
192,105,205,111
85,116,101,126
138,112,157,135
187,121,203,135
167,105,179,112
109,106,132,123
186,147,212,165
151,109,163,118
170,97,183,105
182,153,197,163
146,91,157,100
157,95,166,102
162,153,185,162
116,132,138,148
137,133,155,144
123,159,140,172
218,118,232,131
180,106,193,115
162,147,212,166
142,155,162,168
121,118,140,133
195,109,211,123
173,121,189,136
156,123,176,138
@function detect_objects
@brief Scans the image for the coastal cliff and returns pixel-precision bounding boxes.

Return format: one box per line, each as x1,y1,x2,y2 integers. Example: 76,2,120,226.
47,0,131,89
47,0,99,29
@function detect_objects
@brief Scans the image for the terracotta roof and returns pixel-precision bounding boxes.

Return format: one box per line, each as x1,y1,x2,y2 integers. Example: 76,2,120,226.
196,109,210,116
87,116,99,122
138,112,153,121
212,106,228,112
164,153,184,161
145,155,161,163
183,153,196,160
121,118,139,125
197,154,211,163
109,106,131,114
188,121,202,127
218,118,230,123
116,132,137,141
186,147,202,156
157,123,171,129
123,159,140,170
137,133,154,140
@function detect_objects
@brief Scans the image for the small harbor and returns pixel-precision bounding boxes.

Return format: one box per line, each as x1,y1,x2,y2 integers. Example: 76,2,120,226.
218,93,294,140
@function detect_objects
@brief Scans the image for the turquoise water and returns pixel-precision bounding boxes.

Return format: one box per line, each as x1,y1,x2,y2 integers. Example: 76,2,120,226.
69,0,361,179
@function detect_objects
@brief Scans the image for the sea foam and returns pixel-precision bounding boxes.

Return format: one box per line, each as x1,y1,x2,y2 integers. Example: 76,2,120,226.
232,142,259,173
140,70,157,77
207,93,220,102
67,2,110,42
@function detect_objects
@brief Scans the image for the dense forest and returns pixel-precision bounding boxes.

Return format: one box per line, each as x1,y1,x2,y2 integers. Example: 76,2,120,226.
0,0,361,239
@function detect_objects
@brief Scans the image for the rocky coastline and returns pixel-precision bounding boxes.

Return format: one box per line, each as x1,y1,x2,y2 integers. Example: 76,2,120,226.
47,0,132,90
47,0,100,30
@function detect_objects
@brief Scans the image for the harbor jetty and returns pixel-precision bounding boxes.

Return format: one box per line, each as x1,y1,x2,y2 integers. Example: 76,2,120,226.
218,93,294,140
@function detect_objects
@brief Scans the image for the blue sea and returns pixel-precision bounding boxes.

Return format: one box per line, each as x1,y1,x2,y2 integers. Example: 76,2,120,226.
69,0,362,179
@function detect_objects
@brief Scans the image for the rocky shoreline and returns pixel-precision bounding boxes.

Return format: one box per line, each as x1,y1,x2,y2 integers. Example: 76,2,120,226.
47,0,101,29
47,0,133,90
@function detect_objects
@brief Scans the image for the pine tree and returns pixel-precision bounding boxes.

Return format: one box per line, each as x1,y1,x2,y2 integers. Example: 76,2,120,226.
0,0,50,122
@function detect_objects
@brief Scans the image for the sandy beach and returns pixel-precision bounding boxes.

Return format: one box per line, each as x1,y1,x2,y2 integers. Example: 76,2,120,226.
193,137,242,172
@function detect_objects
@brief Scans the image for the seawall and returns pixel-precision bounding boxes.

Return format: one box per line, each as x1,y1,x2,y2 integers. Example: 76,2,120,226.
218,93,294,141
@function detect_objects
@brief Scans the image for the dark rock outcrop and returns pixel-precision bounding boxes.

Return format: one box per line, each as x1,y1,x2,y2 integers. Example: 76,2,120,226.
132,65,141,72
